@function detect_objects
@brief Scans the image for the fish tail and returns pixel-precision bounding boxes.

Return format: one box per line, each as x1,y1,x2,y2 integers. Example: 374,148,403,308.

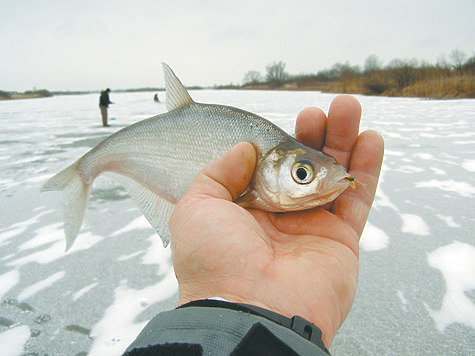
41,160,91,251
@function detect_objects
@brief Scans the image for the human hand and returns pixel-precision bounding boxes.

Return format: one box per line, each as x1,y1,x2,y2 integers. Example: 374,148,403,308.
169,95,384,347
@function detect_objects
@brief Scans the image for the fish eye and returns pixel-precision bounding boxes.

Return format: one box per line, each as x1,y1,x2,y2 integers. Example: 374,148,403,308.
291,160,314,184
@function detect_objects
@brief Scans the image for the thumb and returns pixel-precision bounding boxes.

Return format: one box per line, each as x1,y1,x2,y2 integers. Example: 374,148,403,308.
186,142,257,201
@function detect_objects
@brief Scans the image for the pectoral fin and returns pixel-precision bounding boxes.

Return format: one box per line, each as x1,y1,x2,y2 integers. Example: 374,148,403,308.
234,189,258,209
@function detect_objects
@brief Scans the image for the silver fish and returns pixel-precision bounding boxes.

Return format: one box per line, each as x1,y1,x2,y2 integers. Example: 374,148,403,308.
42,63,353,251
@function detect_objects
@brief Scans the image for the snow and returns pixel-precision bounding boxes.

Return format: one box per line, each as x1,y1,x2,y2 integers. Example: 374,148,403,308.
0,325,31,356
360,222,389,251
425,241,475,331
415,179,475,197
435,214,460,228
401,213,430,236
18,223,63,251
0,270,19,300
72,282,99,301
462,159,475,172
0,227,26,246
88,272,178,356
110,215,151,237
429,167,446,175
0,91,474,355
18,271,65,301
6,232,103,267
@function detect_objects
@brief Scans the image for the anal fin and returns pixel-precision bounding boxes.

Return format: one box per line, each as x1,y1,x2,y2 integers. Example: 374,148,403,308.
108,174,176,247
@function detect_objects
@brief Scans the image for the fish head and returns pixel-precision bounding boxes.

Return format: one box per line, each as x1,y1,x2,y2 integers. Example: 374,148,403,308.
240,142,352,212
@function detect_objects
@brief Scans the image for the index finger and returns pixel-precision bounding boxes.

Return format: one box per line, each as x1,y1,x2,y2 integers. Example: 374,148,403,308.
323,95,361,169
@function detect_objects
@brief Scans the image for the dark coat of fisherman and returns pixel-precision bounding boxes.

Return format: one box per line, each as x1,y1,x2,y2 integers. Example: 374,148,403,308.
99,88,112,127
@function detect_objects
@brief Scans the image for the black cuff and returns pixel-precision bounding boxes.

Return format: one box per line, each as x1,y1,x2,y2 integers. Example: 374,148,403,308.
179,299,329,354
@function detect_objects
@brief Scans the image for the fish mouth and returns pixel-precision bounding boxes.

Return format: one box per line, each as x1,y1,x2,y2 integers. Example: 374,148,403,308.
314,173,354,202
317,184,347,202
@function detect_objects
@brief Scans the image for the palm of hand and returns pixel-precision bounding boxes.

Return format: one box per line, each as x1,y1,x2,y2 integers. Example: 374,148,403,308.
172,192,359,345
170,95,383,346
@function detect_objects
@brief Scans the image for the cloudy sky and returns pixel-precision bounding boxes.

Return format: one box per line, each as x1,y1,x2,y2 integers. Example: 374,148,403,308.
1,0,473,91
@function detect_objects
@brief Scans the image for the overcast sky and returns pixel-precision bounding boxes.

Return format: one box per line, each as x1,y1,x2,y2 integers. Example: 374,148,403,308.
1,0,473,91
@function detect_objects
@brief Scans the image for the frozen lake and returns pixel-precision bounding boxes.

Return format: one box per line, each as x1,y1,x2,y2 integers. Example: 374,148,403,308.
0,90,474,355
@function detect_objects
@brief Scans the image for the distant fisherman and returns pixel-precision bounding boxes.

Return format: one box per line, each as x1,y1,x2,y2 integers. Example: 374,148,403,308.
99,88,113,127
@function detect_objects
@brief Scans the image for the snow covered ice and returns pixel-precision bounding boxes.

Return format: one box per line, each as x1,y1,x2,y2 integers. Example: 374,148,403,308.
0,90,474,355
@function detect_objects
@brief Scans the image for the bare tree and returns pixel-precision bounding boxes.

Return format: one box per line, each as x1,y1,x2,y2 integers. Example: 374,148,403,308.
436,54,450,69
265,61,288,86
364,54,382,74
386,58,418,89
449,49,467,72
243,71,262,85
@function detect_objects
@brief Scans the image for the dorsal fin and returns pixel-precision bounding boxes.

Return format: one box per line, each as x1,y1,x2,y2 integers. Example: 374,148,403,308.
162,62,194,111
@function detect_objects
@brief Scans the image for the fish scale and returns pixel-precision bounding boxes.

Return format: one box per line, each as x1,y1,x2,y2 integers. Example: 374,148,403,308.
42,63,352,251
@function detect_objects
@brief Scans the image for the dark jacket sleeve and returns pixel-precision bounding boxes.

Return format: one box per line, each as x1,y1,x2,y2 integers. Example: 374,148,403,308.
123,300,330,356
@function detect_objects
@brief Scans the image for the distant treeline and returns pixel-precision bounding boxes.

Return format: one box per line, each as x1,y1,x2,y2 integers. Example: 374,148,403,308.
239,50,474,98
0,88,165,100
0,88,96,100
2,50,473,100
0,89,54,100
